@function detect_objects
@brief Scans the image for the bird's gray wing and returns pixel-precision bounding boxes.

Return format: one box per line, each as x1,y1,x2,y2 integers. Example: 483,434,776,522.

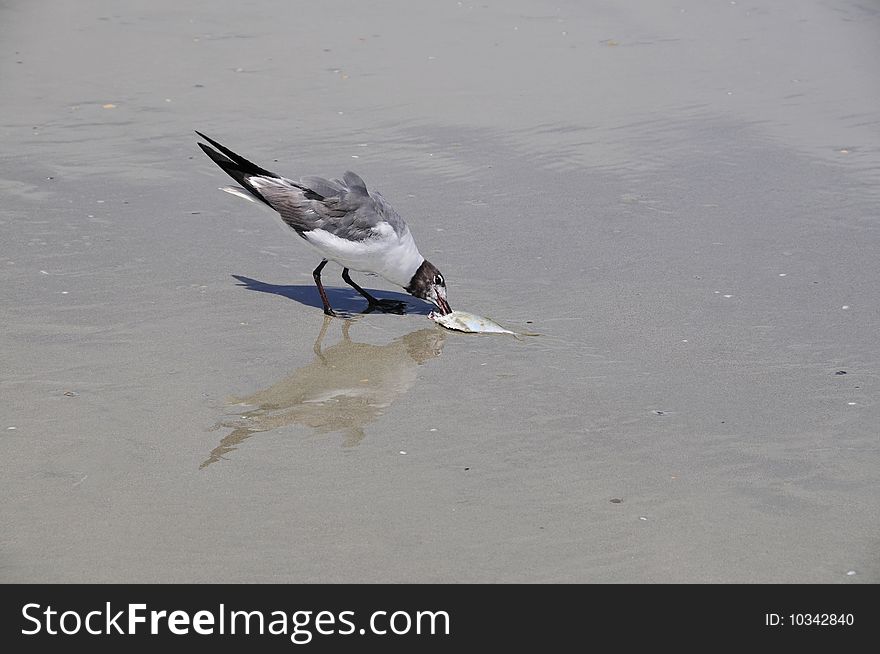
255,172,408,241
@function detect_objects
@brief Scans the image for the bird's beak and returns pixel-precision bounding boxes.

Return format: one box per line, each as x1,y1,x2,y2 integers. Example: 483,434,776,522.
436,297,452,315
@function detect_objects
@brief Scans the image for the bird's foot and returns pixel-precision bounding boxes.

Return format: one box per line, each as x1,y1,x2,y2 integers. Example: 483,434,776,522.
363,299,408,315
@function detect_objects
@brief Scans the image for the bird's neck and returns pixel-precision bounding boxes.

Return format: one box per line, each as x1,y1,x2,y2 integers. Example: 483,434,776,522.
382,230,425,288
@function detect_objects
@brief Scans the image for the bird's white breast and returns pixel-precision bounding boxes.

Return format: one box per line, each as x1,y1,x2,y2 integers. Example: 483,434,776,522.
302,222,424,288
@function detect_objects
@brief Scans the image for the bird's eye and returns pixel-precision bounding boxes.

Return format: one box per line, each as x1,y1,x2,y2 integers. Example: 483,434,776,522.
434,274,444,286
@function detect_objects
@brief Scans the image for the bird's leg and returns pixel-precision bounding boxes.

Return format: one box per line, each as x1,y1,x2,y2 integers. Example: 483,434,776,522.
342,267,380,304
312,259,336,316
342,268,406,314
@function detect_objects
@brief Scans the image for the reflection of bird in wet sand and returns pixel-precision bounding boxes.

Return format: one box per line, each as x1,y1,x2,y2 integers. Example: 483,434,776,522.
202,318,445,468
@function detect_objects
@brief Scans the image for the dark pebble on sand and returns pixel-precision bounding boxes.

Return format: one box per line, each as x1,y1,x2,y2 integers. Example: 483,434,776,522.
610,498,623,504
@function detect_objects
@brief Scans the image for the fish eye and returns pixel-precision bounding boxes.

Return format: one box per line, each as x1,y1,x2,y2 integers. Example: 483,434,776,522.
434,274,444,286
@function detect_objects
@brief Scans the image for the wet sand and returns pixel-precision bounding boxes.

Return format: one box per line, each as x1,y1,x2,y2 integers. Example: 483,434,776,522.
2,0,878,582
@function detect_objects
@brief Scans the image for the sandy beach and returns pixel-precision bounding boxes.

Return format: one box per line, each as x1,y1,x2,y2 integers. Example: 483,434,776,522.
2,0,878,582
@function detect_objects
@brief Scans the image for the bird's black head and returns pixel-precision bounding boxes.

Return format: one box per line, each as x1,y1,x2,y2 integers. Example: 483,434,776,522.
405,259,451,315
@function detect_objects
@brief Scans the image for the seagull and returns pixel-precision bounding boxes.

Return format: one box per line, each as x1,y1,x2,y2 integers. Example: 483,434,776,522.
196,131,452,317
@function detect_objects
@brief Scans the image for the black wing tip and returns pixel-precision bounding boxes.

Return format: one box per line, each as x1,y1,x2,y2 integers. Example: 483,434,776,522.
195,133,274,207
197,141,234,167
193,131,279,180
195,131,229,161
194,130,232,158
194,130,221,149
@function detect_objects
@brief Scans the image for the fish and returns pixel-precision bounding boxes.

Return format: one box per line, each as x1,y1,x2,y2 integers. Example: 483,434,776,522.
428,310,538,337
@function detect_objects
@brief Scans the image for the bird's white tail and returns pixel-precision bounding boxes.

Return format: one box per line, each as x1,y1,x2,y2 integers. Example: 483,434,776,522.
220,185,259,203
